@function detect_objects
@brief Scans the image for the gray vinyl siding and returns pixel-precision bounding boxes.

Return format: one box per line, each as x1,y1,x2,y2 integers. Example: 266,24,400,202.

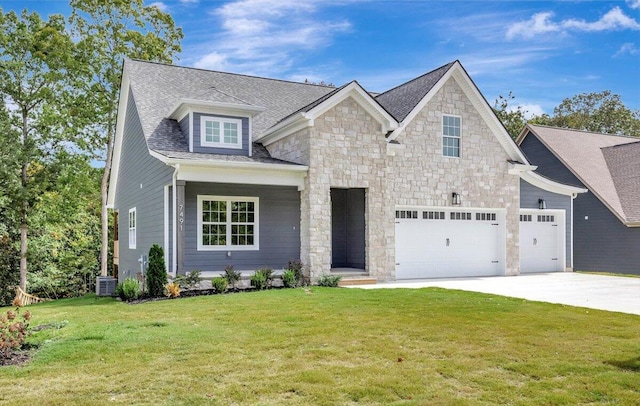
520,179,572,267
114,89,174,281
192,113,249,155
331,188,366,269
183,182,300,272
520,133,582,186
521,131,640,275
573,192,640,274
179,116,189,144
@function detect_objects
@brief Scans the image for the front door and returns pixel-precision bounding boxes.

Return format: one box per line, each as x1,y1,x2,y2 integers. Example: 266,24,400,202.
331,188,365,269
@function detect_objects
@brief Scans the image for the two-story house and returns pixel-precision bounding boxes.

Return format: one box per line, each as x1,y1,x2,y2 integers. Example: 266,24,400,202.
107,59,585,282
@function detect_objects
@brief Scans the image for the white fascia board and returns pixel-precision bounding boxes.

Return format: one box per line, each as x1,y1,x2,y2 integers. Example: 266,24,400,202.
520,171,588,196
387,62,529,164
305,82,398,132
168,99,265,121
106,64,131,208
508,162,537,174
176,164,308,190
255,112,312,146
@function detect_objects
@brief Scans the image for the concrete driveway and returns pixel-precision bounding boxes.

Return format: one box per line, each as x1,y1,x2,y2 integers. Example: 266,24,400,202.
346,272,640,315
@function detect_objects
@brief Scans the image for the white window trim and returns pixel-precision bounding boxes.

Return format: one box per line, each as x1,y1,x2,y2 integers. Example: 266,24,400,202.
442,113,462,158
128,208,136,249
197,195,259,251
200,116,243,149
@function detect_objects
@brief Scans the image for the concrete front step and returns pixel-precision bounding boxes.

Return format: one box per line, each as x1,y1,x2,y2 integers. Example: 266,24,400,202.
338,277,378,286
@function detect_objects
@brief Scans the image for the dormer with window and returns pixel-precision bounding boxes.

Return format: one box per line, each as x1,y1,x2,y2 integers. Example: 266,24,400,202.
168,99,265,156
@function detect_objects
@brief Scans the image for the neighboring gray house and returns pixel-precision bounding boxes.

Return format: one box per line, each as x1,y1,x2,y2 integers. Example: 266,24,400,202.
107,60,584,282
518,124,640,275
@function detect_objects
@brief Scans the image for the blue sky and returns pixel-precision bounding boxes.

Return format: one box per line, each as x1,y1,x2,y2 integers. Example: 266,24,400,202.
4,0,640,116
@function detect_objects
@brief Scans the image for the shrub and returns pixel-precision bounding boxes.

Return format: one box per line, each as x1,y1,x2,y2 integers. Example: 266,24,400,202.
116,278,141,301
250,270,269,290
164,282,180,298
211,277,228,293
175,270,202,290
287,259,305,286
222,265,241,290
317,274,342,287
147,244,168,297
0,307,31,362
282,269,297,288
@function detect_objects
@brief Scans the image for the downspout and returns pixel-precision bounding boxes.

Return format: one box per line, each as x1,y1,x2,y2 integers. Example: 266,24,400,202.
570,192,577,271
172,164,180,277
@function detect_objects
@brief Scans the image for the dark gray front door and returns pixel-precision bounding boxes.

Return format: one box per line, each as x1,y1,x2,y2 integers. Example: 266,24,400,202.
331,188,365,269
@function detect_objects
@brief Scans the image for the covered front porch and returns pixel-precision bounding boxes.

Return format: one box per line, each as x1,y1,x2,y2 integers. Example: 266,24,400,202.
165,162,307,278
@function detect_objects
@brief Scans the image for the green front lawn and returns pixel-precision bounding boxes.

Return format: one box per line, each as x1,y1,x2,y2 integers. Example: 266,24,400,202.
1,288,639,405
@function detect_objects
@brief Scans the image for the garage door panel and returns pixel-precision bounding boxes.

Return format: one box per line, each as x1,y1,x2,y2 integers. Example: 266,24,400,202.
519,211,563,273
396,209,503,280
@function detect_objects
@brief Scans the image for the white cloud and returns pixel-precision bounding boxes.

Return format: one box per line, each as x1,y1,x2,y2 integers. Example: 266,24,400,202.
506,12,560,40
507,7,640,40
614,42,640,57
148,2,169,12
514,104,545,119
563,7,640,31
192,0,352,76
627,0,640,10
179,0,199,4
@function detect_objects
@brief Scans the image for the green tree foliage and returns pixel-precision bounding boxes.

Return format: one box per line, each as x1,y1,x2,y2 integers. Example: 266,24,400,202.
69,0,183,277
493,92,528,139
146,244,167,297
0,9,81,291
26,154,102,299
530,91,640,136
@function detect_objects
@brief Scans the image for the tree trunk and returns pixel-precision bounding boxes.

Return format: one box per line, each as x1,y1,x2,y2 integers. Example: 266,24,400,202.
100,116,115,277
19,110,28,291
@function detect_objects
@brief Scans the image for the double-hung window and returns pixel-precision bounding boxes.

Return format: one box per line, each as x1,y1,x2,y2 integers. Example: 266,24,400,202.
198,196,258,250
442,115,461,157
128,208,136,249
201,116,242,149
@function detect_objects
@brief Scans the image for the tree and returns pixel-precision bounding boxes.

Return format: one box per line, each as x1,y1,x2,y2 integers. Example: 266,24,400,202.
146,244,167,297
493,92,528,139
69,0,183,278
531,91,640,136
0,10,78,291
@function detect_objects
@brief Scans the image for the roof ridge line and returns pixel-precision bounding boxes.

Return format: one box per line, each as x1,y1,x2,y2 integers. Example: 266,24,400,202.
528,123,638,140
375,60,457,98
126,58,339,89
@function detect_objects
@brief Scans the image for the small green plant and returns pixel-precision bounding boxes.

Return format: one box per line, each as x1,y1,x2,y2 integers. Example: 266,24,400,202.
317,274,342,287
282,269,297,288
0,307,31,362
147,244,168,297
286,259,306,286
175,270,202,290
116,278,141,301
211,277,228,293
250,269,271,290
222,265,241,290
164,282,180,298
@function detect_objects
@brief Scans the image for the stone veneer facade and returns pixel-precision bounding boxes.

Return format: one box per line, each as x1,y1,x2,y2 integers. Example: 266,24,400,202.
267,77,521,280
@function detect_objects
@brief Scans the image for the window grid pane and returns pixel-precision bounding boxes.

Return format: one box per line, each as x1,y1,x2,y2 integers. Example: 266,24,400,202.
205,121,220,143
443,115,461,157
223,122,238,144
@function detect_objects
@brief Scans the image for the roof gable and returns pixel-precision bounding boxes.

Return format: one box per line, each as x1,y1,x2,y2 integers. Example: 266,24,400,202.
602,141,640,224
257,81,398,145
520,124,640,225
385,61,528,163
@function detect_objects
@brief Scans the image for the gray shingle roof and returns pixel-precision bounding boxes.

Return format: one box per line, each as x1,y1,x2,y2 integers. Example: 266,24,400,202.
126,59,336,163
526,124,640,224
602,141,640,223
125,59,459,165
375,62,456,121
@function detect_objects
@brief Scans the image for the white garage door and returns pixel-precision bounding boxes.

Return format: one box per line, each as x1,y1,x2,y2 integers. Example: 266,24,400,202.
395,208,504,279
519,211,564,273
